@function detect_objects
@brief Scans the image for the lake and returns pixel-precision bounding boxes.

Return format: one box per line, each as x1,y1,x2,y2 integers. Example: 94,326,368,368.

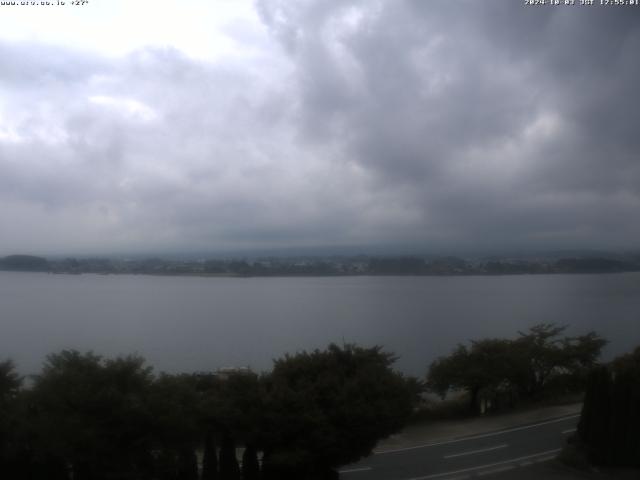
1,271,639,376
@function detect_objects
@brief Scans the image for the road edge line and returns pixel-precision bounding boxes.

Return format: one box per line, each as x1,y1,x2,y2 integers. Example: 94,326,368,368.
375,413,580,454
406,448,562,480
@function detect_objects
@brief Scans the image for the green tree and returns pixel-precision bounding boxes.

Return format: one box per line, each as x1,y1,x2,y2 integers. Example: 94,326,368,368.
201,431,219,480
427,339,517,413
0,360,21,401
147,373,201,480
260,344,420,479
219,433,240,480
427,324,607,412
0,360,23,478
513,323,570,397
578,347,640,467
177,448,198,480
577,366,612,464
242,445,260,480
29,350,156,480
198,370,264,480
514,324,606,397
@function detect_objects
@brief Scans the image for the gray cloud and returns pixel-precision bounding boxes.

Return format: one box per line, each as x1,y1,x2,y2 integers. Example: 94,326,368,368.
257,0,640,250
0,1,639,255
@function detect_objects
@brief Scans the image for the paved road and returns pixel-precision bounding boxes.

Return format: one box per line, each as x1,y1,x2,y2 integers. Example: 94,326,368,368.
339,414,580,480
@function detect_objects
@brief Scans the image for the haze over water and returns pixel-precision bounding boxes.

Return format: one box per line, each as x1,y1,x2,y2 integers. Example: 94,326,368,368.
2,271,639,377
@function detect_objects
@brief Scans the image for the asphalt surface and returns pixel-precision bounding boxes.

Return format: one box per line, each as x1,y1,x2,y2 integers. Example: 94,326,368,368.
339,414,580,480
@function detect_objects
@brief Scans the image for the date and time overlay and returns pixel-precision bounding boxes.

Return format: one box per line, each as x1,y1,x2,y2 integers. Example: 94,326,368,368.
0,0,639,7
526,0,639,5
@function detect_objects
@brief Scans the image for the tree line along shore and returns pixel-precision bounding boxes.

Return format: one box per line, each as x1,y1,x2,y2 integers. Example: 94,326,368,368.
2,253,640,277
1,323,638,479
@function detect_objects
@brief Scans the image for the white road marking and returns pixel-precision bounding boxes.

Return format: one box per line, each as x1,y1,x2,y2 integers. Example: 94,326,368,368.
375,414,579,454
562,428,576,434
444,444,508,459
477,465,515,476
533,455,557,463
405,448,562,480
338,466,372,474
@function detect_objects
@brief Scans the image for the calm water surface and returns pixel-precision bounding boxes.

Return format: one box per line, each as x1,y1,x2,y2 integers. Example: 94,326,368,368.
1,272,639,376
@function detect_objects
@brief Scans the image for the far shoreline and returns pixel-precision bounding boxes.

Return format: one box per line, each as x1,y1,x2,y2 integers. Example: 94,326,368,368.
1,269,639,279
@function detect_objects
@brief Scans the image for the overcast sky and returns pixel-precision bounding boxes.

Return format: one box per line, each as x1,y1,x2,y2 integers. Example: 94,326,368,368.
0,0,638,256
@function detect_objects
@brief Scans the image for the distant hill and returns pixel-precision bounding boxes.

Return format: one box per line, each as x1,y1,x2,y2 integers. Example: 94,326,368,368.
555,257,638,273
0,255,50,272
1,252,639,276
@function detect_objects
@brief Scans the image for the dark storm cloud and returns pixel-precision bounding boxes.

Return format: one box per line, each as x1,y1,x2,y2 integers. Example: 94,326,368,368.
257,0,640,249
0,1,639,254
